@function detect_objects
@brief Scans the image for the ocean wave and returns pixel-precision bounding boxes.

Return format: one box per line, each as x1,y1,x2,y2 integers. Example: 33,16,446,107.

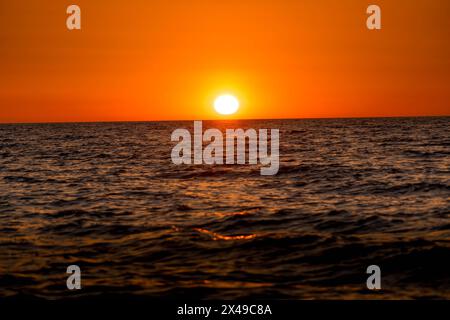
1,118,449,299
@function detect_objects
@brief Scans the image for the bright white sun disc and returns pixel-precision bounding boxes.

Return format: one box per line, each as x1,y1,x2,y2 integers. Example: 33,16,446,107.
214,95,239,115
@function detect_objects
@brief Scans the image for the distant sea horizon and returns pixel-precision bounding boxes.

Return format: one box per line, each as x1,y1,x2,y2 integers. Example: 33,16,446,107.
1,114,449,125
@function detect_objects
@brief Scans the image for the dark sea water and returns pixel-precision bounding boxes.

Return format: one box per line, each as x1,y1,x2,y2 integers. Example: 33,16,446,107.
0,117,449,300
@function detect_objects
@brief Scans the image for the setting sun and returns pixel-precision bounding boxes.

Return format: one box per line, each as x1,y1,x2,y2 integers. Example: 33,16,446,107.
214,95,240,115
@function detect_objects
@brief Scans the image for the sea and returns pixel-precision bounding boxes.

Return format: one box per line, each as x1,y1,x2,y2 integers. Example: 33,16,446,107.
0,117,449,300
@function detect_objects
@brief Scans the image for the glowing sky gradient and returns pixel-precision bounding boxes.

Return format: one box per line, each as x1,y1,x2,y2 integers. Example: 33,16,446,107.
0,0,449,123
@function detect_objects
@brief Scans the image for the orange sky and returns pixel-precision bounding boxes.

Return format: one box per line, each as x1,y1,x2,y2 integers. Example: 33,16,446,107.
0,0,449,123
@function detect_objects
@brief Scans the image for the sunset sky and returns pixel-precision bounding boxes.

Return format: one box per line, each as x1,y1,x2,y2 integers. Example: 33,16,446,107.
0,0,449,123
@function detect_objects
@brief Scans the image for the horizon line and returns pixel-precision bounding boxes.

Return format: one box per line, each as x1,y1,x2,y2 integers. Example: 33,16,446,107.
0,114,449,125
